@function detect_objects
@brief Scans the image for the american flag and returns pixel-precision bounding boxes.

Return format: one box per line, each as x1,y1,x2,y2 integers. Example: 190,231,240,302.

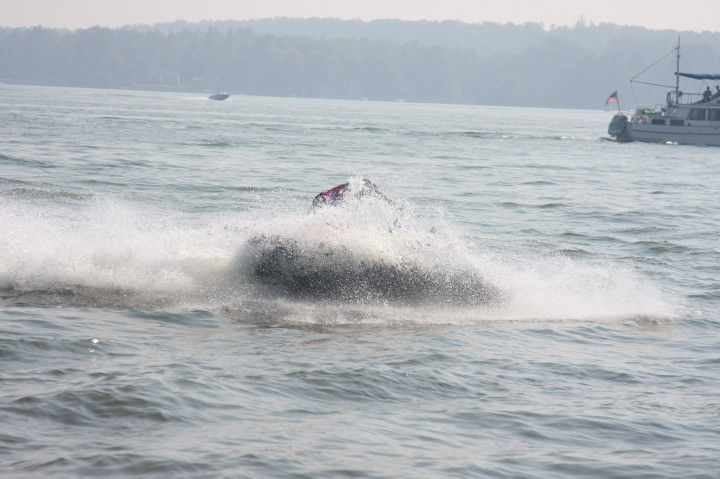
605,91,619,105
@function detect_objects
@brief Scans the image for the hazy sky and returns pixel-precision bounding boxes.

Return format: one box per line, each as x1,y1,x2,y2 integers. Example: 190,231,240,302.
1,0,717,33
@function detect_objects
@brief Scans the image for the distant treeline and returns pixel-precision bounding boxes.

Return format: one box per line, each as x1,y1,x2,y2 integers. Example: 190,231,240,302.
2,18,720,109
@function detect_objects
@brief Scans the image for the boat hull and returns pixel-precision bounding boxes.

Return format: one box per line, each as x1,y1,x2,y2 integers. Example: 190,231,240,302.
618,122,720,146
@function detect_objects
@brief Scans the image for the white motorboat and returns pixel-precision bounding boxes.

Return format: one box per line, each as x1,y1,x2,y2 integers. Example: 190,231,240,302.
209,92,230,100
608,41,720,146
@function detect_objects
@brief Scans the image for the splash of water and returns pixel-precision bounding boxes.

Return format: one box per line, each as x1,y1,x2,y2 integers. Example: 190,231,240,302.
0,188,679,322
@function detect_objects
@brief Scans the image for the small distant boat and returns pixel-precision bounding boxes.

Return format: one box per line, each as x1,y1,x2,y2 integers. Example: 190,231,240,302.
209,92,230,101
608,39,720,146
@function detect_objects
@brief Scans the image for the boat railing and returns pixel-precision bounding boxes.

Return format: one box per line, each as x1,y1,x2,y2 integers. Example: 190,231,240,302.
666,90,720,106
666,90,703,105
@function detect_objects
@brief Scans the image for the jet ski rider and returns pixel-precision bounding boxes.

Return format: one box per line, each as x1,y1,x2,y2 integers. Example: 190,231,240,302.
311,178,396,210
312,178,442,237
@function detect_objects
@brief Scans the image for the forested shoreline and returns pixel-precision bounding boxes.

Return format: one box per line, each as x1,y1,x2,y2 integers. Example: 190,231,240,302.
2,18,720,109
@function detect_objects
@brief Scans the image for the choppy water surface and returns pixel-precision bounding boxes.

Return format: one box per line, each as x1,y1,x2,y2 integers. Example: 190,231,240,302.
1,85,718,478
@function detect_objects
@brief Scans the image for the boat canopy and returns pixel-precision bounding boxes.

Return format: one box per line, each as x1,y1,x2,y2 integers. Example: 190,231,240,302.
677,72,720,80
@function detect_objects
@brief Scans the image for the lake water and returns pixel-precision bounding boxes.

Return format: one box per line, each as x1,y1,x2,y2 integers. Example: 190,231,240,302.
1,84,718,478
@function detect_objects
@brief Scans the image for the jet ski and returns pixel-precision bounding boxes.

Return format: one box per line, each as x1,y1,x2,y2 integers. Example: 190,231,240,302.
238,178,502,306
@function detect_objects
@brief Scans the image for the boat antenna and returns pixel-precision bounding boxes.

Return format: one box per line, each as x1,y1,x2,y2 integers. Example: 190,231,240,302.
675,37,681,103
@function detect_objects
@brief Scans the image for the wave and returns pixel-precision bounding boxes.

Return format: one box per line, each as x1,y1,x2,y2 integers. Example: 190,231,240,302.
407,130,607,142
0,153,58,169
1,187,89,202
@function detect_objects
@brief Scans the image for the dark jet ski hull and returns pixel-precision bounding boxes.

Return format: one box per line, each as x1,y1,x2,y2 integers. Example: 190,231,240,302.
242,234,501,306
